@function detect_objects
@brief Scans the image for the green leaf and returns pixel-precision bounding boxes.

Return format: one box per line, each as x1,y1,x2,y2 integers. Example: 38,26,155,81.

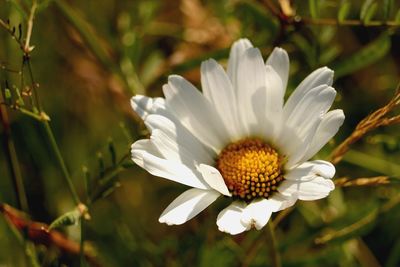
331,33,391,78
100,182,121,199
308,0,319,18
108,138,117,166
82,165,91,202
320,45,341,65
9,0,28,19
14,87,24,106
360,0,375,22
4,88,12,104
337,2,351,23
49,208,81,230
395,9,400,25
140,52,164,87
383,0,394,20
97,152,105,177
362,2,378,24
360,0,373,19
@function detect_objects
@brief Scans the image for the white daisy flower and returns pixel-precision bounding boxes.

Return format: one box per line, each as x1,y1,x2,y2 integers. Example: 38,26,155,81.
131,38,345,235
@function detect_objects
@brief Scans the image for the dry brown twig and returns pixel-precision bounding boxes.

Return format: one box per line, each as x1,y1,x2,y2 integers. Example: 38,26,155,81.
330,88,400,165
0,203,101,267
334,176,391,187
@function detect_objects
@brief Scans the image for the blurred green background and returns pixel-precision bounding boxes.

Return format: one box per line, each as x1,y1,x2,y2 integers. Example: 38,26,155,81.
1,0,400,266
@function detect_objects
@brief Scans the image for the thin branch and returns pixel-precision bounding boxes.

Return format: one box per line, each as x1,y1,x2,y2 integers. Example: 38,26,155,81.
330,89,400,165
335,176,391,187
43,121,81,205
266,221,281,267
0,99,29,213
302,17,400,27
24,0,37,54
0,203,101,267
315,193,400,244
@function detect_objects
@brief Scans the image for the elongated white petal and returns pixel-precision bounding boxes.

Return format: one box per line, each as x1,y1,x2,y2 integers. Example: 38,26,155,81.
163,75,229,152
281,86,337,166
241,199,273,230
265,65,284,139
279,177,335,201
280,160,335,200
146,115,215,164
285,86,336,135
266,47,290,90
286,160,335,181
201,59,241,139
131,95,171,120
159,188,220,225
301,110,345,161
130,139,161,166
227,38,253,91
217,202,249,235
236,47,267,135
198,164,231,196
150,129,205,166
131,141,209,189
267,192,298,212
283,67,334,118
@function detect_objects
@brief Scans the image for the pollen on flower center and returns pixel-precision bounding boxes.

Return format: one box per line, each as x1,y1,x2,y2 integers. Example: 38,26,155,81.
216,138,284,201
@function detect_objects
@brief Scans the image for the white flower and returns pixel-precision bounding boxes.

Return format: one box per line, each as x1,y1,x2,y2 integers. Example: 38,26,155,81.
131,39,345,235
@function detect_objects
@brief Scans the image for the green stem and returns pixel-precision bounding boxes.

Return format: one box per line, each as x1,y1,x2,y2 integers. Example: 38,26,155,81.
18,107,43,121
0,105,29,213
267,221,281,267
42,120,80,205
53,0,141,94
79,217,86,267
343,149,400,175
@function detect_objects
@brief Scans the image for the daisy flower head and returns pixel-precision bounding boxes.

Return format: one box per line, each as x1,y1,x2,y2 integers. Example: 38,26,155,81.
131,38,345,235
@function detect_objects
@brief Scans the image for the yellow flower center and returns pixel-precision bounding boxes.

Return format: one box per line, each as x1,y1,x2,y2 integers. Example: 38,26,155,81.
216,138,284,201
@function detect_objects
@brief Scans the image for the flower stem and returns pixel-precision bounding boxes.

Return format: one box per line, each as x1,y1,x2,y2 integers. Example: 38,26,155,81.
80,216,87,267
0,102,29,213
267,221,281,267
42,120,80,205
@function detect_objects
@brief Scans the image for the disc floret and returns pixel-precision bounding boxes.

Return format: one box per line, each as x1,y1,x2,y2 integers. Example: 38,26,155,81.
216,138,284,201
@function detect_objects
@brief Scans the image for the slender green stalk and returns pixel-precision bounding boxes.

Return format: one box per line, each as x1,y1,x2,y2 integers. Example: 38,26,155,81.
17,107,43,121
79,217,86,267
42,120,80,205
267,221,281,267
53,0,143,94
0,104,29,213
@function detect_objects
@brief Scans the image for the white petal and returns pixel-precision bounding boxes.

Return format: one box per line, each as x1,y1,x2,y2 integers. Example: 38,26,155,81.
201,59,241,139
227,38,253,91
131,141,209,189
130,139,160,166
131,95,171,120
216,202,249,235
285,86,336,136
277,119,321,168
279,176,335,201
280,86,337,166
268,192,298,212
236,47,267,135
264,66,285,140
159,188,220,225
266,47,290,90
145,114,215,164
300,109,345,162
241,199,273,230
286,160,336,181
283,67,334,118
163,75,229,152
198,164,231,196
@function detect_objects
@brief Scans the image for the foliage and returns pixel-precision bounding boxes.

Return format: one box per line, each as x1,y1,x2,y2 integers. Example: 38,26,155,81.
1,0,400,266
